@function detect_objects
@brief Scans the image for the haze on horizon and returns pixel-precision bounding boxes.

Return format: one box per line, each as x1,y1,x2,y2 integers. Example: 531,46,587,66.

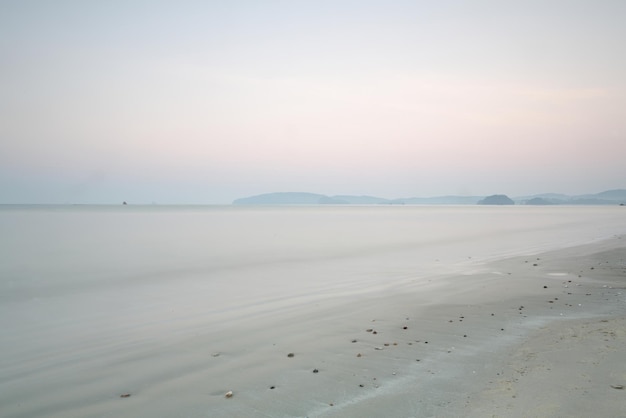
1,1,625,204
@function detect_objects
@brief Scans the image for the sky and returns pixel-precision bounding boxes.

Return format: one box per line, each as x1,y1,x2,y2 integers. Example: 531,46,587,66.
1,0,625,204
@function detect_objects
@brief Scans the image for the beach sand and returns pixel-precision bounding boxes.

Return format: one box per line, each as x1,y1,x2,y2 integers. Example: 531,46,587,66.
1,236,624,417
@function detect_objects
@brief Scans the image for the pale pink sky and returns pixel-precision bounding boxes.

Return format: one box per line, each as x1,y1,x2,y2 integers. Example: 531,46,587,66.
1,1,625,203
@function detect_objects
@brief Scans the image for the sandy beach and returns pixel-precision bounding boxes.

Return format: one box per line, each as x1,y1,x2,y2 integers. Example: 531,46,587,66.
0,206,625,417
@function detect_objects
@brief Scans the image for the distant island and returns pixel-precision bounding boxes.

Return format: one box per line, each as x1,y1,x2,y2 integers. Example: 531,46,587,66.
477,195,515,205
233,189,626,206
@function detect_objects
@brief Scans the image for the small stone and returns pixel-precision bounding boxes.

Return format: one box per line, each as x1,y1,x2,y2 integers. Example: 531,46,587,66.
120,393,131,398
287,353,294,358
357,353,362,357
610,385,624,390
270,386,276,390
403,326,408,330
313,369,319,373
351,339,357,343
372,331,378,334
366,329,373,332
543,285,548,289
225,391,233,398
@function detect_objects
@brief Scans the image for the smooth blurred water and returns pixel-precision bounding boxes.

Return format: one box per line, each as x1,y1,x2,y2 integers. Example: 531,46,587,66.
1,204,625,302
1,204,625,417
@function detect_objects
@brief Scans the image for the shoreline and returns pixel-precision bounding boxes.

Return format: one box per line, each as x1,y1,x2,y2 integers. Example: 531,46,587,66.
1,236,624,417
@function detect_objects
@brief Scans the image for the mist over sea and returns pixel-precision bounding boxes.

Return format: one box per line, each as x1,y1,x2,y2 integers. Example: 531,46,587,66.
1,205,624,304
1,204,623,324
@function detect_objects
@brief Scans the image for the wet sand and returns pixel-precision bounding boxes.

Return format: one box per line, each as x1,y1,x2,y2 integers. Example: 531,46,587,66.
1,236,624,417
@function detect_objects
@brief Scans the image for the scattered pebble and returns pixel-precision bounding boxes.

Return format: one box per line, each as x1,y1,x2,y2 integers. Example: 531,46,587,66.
120,393,131,398
610,385,624,390
366,329,373,332
270,386,276,390
287,353,294,358
357,353,362,357
225,391,233,398
351,339,357,343
313,369,319,373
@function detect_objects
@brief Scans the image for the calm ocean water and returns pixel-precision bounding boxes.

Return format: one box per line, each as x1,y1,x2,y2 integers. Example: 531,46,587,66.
1,204,625,417
1,204,624,317
1,205,625,300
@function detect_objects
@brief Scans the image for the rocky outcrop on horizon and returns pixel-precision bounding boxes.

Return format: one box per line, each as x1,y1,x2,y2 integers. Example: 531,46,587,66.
477,195,515,205
233,189,626,206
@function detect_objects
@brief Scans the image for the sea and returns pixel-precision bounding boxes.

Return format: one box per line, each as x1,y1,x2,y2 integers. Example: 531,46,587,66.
1,204,625,417
2,204,624,328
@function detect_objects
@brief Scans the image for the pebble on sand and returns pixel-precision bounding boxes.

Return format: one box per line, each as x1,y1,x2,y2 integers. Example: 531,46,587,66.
120,393,131,398
287,353,295,357
225,391,233,398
